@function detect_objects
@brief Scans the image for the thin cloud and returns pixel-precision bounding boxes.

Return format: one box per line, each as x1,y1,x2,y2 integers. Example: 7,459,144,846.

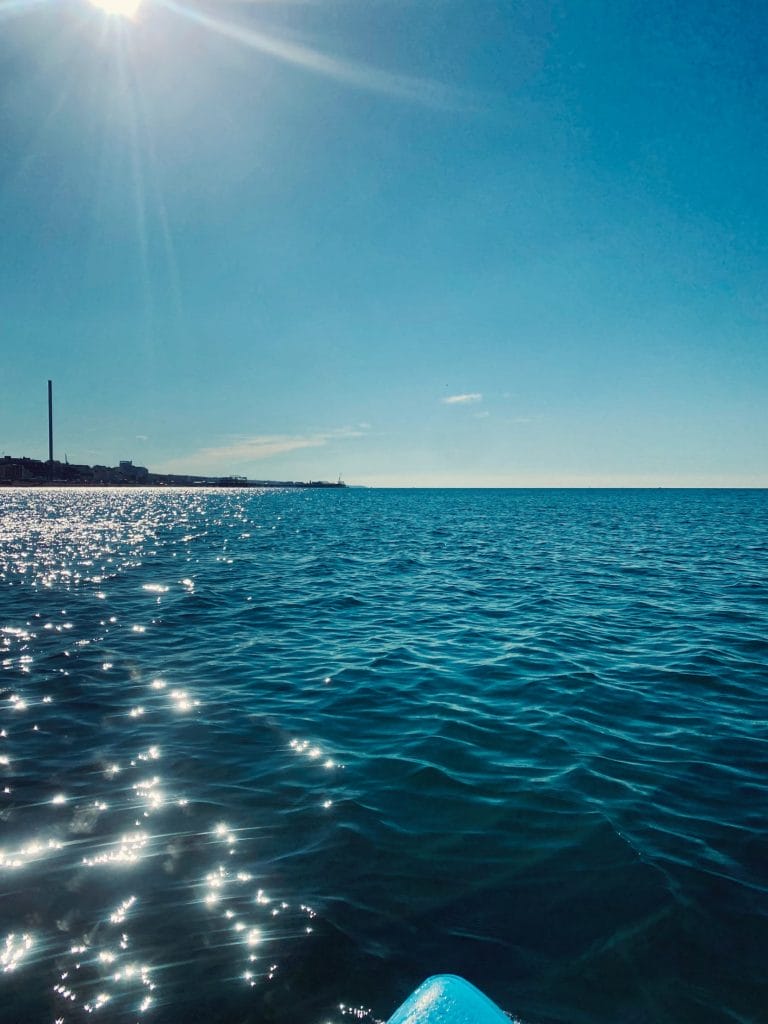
442,393,483,405
159,428,363,473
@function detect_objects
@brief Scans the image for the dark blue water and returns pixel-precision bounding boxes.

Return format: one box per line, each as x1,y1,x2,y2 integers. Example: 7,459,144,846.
1,488,767,1024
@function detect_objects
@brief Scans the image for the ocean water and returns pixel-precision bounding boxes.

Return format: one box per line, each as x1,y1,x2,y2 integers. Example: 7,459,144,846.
1,487,767,1024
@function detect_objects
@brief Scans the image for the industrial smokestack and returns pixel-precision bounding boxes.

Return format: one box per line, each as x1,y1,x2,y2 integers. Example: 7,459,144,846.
48,380,53,464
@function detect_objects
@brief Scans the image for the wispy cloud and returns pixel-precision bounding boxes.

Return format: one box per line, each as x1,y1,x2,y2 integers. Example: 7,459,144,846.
442,393,483,405
159,428,363,473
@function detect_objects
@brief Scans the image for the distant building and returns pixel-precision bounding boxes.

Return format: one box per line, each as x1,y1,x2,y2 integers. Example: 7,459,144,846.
0,452,344,489
0,456,46,483
118,460,149,482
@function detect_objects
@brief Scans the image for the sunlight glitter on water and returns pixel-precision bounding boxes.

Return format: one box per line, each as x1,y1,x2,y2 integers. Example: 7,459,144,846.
108,896,137,925
169,688,200,712
290,737,340,769
133,776,165,813
213,822,238,846
1,932,35,973
81,831,150,867
0,837,64,870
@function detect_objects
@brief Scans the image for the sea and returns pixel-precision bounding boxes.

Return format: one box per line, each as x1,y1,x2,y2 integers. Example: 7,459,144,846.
0,487,766,1024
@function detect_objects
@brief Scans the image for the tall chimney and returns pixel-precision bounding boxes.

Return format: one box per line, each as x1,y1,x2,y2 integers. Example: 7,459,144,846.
48,380,54,463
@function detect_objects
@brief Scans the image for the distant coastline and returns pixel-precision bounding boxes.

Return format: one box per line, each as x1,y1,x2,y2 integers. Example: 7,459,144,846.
0,455,346,489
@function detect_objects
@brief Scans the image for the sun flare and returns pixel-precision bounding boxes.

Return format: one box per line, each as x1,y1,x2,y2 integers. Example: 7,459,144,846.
88,0,143,18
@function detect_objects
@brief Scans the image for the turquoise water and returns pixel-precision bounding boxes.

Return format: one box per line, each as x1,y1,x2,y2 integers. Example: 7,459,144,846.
1,487,766,1024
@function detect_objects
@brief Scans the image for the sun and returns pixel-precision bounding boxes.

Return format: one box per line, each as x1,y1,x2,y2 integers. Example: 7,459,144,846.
88,0,143,18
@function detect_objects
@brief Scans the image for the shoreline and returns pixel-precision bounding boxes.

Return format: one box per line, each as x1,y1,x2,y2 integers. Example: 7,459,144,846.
0,455,345,489
0,480,346,489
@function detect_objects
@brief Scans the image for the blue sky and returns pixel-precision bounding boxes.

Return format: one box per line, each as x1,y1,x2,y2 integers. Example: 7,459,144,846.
1,0,766,485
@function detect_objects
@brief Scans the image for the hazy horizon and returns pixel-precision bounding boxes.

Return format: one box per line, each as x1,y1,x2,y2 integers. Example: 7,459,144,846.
2,0,766,487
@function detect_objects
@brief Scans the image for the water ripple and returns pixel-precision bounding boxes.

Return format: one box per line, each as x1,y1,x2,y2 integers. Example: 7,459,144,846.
0,487,767,1024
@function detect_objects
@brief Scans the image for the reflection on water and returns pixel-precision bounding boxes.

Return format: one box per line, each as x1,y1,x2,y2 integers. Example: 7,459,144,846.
1,487,767,1024
2,932,35,974
0,489,357,1023
0,837,65,870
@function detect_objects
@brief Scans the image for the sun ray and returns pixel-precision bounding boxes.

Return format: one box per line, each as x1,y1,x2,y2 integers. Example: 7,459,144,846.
158,0,467,109
125,39,185,322
0,0,55,21
89,0,143,18
1,51,82,193
115,29,157,346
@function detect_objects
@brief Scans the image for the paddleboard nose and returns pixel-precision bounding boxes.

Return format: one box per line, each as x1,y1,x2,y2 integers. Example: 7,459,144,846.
387,975,511,1024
